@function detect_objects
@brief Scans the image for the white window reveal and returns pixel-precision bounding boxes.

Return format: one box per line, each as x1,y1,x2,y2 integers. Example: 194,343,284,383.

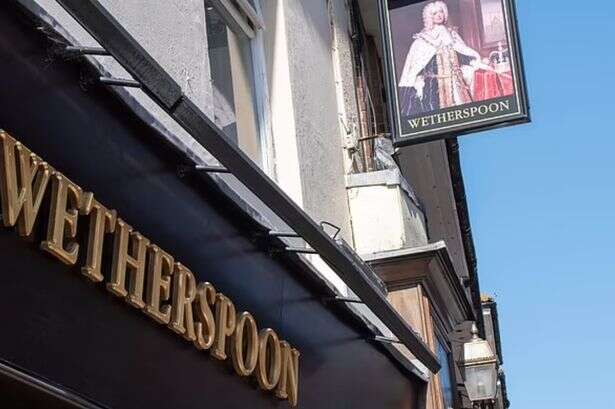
204,0,272,170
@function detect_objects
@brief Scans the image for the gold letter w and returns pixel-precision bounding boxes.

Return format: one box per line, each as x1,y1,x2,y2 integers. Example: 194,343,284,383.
0,131,51,236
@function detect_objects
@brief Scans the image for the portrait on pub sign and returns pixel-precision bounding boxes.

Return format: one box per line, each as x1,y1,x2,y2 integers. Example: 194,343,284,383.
382,0,529,145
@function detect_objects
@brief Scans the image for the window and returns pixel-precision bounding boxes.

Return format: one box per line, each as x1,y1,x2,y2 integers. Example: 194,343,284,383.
204,0,268,165
436,337,455,409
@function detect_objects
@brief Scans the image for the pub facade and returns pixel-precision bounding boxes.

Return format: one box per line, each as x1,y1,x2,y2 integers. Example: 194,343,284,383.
0,0,512,408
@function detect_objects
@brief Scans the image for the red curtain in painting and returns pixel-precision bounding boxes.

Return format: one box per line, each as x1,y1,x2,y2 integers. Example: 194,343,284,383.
473,70,514,101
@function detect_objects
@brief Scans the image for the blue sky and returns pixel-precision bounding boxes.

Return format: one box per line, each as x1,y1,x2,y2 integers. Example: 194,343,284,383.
460,1,615,407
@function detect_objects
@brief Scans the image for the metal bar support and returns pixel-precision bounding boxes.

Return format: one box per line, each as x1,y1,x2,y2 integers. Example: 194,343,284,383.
99,76,141,88
195,165,231,173
279,246,318,254
374,335,403,345
320,221,341,240
325,296,363,304
65,45,109,55
268,231,300,238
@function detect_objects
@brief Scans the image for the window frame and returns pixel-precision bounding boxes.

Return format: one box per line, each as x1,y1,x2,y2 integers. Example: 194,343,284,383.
205,0,274,173
433,326,458,409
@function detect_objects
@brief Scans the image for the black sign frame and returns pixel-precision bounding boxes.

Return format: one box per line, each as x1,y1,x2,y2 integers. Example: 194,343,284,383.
378,0,530,147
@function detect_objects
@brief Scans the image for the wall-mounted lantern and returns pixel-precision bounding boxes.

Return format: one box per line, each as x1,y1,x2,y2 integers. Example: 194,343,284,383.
461,323,498,408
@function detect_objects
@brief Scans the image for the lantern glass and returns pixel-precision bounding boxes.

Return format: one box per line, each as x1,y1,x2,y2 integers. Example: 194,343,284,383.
464,363,498,401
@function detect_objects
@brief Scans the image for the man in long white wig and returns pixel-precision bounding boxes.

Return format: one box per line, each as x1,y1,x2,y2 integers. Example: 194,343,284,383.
398,1,483,116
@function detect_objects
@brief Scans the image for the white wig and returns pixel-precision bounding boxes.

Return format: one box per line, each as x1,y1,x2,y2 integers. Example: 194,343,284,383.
423,1,449,30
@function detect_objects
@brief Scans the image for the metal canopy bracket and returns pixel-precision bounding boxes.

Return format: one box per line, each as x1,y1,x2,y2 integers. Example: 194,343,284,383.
99,76,141,88
273,246,318,255
325,296,364,304
56,0,181,109
268,231,300,238
374,336,403,345
195,165,231,173
284,247,317,254
320,221,341,240
54,0,440,374
65,45,109,55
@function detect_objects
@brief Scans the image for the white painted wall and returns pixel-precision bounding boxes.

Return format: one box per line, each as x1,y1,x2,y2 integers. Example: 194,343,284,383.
261,0,304,207
261,0,353,245
28,0,218,165
347,170,428,255
328,0,362,175
260,0,430,283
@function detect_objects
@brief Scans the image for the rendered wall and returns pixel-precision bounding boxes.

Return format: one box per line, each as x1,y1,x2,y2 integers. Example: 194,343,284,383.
27,0,217,164
261,0,354,244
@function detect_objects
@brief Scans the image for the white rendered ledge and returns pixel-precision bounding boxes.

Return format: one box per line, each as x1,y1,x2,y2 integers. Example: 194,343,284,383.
346,169,421,211
346,168,404,188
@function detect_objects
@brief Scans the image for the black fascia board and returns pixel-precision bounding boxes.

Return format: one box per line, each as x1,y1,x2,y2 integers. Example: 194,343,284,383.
53,0,440,373
445,138,485,337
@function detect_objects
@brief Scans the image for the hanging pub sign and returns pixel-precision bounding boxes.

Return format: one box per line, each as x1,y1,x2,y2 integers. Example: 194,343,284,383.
379,0,529,146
